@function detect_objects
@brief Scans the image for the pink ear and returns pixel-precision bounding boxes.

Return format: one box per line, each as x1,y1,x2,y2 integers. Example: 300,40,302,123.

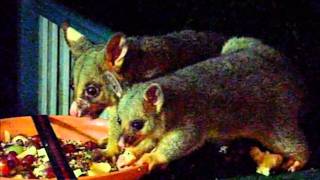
145,85,159,104
105,33,127,70
143,84,164,113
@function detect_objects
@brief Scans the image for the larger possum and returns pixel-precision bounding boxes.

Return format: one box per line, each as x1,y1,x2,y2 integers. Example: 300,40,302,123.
63,25,226,118
110,37,309,174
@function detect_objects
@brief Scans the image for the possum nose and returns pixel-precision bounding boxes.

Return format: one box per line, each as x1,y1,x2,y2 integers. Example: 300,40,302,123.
69,101,80,117
122,135,136,146
69,99,90,117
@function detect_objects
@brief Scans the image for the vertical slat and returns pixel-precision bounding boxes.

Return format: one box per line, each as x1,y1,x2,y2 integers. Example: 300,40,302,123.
58,28,70,115
47,21,58,115
68,36,74,110
69,54,74,110
38,16,48,115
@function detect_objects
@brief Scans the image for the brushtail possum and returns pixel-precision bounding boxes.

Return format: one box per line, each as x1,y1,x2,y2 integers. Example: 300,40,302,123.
62,24,226,118
112,37,309,173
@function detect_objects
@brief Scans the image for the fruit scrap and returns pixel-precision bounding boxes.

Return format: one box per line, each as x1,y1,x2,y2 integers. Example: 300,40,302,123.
116,149,137,169
12,135,29,145
250,146,283,176
73,169,85,177
5,145,24,155
17,146,37,159
88,162,111,176
4,130,10,143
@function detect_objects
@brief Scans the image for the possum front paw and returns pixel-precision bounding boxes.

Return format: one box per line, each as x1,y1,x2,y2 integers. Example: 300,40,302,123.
135,152,168,171
104,144,121,158
288,161,301,172
282,158,303,172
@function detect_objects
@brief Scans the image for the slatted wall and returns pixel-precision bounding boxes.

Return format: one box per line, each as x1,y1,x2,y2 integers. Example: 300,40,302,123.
38,16,72,115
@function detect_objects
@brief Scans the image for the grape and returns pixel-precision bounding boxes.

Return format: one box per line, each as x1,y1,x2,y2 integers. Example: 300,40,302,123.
31,135,42,148
0,159,10,177
7,152,20,168
84,141,98,150
45,167,56,178
92,149,103,161
7,159,16,169
0,155,7,161
8,151,17,156
63,144,77,153
21,155,36,169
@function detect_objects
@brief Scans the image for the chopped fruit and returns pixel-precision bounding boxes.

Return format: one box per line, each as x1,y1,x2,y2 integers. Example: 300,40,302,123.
37,148,47,157
87,170,97,176
116,149,137,169
17,146,37,159
13,174,24,179
5,145,24,154
90,162,112,174
4,130,11,143
37,148,49,162
250,146,283,176
1,132,129,179
12,135,29,145
73,168,84,177
32,164,47,177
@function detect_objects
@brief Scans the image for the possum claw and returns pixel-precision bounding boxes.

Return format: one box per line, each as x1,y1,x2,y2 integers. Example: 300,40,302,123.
135,153,168,171
287,160,301,172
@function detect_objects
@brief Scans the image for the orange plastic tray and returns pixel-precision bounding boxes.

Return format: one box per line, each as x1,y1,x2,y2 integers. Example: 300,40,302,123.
0,116,148,180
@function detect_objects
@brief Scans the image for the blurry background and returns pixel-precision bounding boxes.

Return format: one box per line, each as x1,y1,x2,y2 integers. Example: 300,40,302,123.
0,0,319,178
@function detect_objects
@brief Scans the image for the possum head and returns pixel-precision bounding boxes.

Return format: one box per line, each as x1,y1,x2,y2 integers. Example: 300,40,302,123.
63,24,128,118
117,83,165,147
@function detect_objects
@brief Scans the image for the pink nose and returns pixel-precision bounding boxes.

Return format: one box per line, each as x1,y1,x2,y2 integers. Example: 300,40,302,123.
69,101,81,117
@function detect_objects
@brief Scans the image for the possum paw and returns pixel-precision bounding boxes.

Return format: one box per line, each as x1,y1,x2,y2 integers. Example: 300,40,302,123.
283,159,302,172
135,152,168,171
288,161,301,172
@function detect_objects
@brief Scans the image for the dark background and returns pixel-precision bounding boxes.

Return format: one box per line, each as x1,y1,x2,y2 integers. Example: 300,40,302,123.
1,0,320,179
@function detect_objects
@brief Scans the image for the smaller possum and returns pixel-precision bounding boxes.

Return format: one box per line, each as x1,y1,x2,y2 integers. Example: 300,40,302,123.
62,24,226,118
110,37,309,173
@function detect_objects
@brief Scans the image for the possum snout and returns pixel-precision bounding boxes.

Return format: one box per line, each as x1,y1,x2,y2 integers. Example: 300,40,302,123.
120,135,138,147
69,99,90,117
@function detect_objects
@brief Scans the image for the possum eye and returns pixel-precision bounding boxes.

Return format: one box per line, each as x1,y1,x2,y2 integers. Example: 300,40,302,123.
85,85,100,98
117,117,121,125
130,119,144,131
70,81,74,90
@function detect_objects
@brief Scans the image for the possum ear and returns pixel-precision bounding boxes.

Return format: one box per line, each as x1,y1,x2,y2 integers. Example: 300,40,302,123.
143,83,164,114
105,33,128,72
62,22,93,58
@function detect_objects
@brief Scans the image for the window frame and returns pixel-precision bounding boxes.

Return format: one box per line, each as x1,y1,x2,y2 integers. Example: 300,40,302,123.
18,0,112,115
